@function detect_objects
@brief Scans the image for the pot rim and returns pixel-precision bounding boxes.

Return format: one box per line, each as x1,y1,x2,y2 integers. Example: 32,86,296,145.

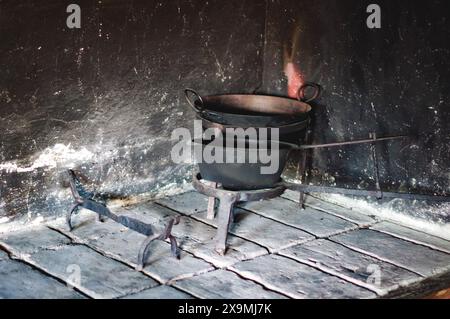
200,94,312,117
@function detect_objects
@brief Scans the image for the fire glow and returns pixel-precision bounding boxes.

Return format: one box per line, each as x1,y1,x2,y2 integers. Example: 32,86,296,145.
284,26,305,99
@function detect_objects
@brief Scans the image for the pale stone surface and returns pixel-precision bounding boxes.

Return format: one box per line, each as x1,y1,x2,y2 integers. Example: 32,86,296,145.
29,244,159,299
166,212,269,268
371,221,450,254
2,190,450,299
279,239,420,295
118,202,174,224
58,218,215,284
63,203,174,241
170,213,216,245
105,201,215,246
241,197,358,237
194,208,315,252
106,201,269,268
173,269,286,299
332,229,450,277
156,191,209,215
123,285,194,299
188,239,268,268
91,229,215,284
0,259,84,299
0,249,9,261
282,190,377,225
61,203,267,280
230,254,376,299
0,226,71,254
82,219,266,271
68,213,123,241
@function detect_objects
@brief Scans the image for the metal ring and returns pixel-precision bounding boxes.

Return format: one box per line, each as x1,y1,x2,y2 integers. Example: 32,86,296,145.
297,82,321,103
184,88,204,113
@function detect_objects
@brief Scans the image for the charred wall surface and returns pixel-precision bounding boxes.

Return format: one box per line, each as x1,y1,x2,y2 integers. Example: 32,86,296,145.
0,0,266,222
262,0,450,196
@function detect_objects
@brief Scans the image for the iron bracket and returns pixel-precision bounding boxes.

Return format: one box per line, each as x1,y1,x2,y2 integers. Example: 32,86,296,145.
64,170,180,270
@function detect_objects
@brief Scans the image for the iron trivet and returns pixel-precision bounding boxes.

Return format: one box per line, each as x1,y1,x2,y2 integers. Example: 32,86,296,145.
64,170,180,270
192,172,286,255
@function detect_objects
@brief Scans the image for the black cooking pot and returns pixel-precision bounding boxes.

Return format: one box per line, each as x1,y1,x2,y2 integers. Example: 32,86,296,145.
184,83,320,127
192,138,295,191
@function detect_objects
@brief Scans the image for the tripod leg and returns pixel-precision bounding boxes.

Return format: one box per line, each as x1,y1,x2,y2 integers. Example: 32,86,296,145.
215,195,236,256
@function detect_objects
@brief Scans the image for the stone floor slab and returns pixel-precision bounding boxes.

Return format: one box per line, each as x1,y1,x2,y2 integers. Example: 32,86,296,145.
109,202,269,268
230,254,376,299
93,230,215,284
0,259,84,299
2,190,448,299
188,239,268,268
282,190,378,226
64,201,280,270
156,191,209,215
0,226,71,254
173,269,285,299
28,244,159,299
48,208,121,241
279,239,421,295
58,218,215,284
370,221,450,254
241,197,358,238
194,208,314,253
123,285,194,299
109,201,214,246
62,203,174,241
0,249,9,261
65,203,215,250
332,229,450,277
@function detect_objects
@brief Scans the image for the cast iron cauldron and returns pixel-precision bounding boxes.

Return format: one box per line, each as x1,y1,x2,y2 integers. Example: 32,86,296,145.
192,138,294,191
185,84,321,189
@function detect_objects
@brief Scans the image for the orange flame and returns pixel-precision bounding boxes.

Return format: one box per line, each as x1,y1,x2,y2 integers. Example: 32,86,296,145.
284,26,305,99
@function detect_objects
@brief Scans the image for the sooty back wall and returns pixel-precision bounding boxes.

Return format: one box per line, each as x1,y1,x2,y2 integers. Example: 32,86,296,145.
0,0,266,221
264,0,450,196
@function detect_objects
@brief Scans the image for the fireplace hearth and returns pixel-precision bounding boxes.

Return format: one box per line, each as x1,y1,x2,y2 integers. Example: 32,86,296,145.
1,0,450,301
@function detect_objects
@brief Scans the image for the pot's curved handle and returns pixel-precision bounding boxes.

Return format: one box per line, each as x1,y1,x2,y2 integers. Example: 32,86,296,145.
184,88,204,113
297,82,321,103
